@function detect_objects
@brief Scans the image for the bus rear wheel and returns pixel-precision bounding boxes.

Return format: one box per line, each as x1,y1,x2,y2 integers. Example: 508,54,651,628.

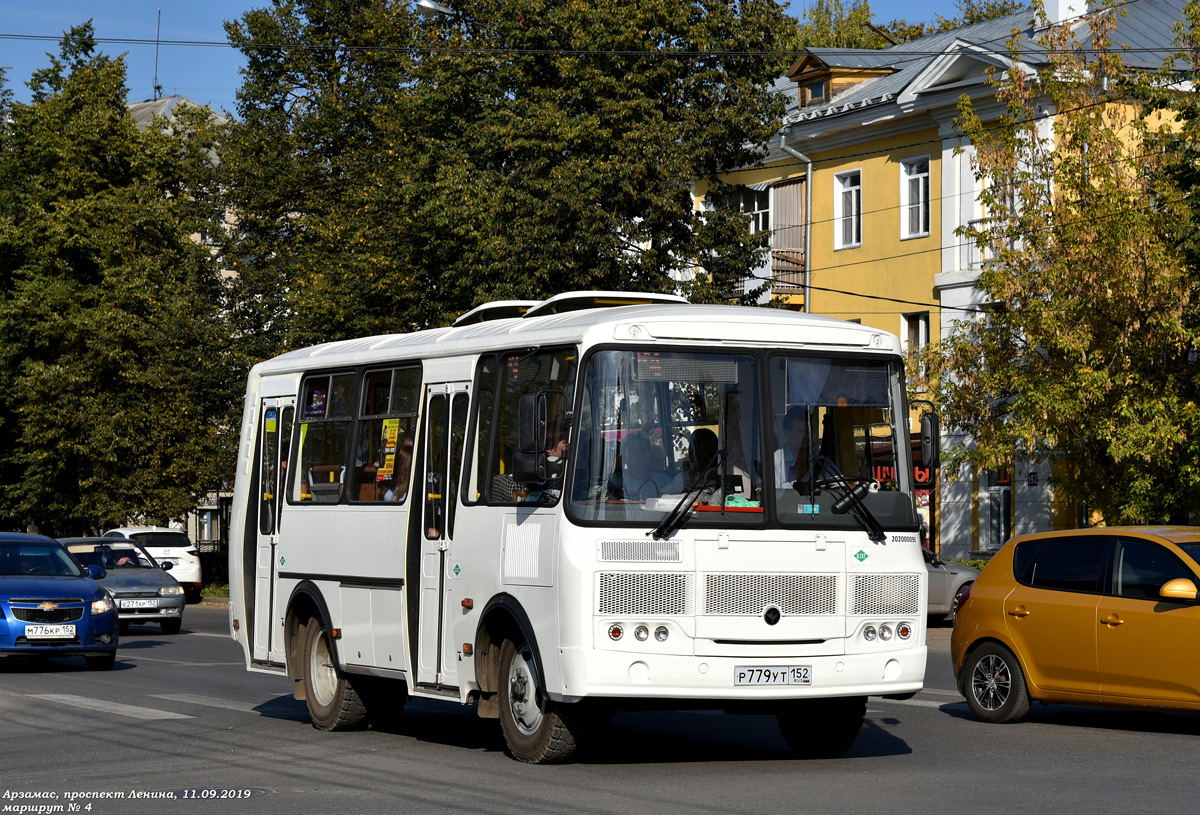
776,696,866,758
497,638,582,764
302,617,368,731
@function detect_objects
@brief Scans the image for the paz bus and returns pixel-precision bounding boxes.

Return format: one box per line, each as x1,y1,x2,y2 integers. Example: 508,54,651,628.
227,291,936,763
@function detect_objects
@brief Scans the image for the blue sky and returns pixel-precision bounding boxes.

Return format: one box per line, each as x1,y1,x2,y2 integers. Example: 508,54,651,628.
0,0,962,116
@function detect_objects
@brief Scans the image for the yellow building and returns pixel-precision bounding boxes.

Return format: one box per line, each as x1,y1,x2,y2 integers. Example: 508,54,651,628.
702,0,1184,558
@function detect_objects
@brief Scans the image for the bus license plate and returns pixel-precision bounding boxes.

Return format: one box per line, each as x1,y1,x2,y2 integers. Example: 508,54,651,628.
25,624,76,639
121,599,157,609
734,666,812,686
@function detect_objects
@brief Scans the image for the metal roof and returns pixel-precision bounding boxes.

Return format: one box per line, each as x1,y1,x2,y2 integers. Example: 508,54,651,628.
782,0,1184,125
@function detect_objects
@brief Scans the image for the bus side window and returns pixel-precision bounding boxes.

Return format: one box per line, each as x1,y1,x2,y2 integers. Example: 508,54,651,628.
484,348,577,505
292,373,354,503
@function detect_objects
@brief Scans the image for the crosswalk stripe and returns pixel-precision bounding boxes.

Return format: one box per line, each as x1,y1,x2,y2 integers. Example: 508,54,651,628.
31,694,193,720
152,693,261,712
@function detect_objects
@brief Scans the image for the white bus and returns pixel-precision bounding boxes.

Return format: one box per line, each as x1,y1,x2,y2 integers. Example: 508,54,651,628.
228,292,936,763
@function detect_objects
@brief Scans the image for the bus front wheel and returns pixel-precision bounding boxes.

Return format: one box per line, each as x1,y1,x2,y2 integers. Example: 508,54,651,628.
497,638,582,764
301,617,368,731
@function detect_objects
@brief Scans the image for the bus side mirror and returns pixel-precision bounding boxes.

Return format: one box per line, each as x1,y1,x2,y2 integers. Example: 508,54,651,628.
517,393,547,455
920,411,940,473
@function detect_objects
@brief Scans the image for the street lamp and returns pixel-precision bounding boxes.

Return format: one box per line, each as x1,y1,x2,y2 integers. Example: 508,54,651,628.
415,0,454,17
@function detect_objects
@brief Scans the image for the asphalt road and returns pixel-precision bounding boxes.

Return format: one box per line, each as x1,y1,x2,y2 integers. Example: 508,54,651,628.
2,606,1198,815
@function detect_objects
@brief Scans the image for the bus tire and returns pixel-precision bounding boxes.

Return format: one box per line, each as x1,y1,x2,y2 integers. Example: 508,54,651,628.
302,617,368,731
497,637,581,764
776,696,866,758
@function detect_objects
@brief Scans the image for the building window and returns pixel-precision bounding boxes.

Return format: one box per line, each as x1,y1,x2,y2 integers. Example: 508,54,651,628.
732,187,770,233
804,80,827,106
834,170,862,249
901,157,931,239
903,312,929,353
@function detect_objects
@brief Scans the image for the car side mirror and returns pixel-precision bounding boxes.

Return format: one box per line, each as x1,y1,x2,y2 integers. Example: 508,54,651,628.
160,562,173,571
1159,577,1198,601
87,564,106,579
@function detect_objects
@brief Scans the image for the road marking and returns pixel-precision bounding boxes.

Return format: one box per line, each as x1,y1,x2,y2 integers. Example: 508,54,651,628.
153,693,259,712
152,693,293,713
874,697,968,710
31,694,193,720
123,655,243,666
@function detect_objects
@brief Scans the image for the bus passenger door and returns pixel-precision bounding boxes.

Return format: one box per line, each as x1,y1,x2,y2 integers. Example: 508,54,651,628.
416,383,470,689
252,397,293,664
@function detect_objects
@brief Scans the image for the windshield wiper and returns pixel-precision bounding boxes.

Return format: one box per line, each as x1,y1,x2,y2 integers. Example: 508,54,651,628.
810,465,887,544
649,451,725,540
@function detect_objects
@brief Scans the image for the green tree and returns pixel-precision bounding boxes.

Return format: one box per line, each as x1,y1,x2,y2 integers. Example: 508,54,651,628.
917,6,1200,524
221,0,794,353
793,0,893,49
0,24,235,534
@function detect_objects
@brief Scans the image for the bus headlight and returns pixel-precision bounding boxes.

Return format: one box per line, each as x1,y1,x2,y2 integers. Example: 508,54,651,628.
654,626,669,642
634,625,649,642
863,625,877,641
879,624,893,641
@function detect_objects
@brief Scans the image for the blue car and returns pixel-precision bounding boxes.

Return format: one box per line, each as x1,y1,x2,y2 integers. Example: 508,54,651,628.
0,532,119,669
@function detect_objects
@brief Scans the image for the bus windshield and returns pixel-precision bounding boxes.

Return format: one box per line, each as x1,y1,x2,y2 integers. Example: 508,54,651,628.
569,349,916,532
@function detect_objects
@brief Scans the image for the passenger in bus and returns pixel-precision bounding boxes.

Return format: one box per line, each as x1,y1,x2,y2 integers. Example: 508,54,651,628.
609,432,672,500
688,429,719,478
384,441,414,501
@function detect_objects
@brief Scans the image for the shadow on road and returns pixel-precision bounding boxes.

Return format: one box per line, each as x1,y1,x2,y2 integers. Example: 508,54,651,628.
270,695,915,764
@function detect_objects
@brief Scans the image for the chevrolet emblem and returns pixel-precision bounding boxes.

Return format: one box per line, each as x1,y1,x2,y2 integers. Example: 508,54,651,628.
37,602,59,611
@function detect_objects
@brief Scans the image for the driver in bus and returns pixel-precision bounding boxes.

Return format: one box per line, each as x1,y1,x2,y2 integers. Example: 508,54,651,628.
775,406,838,487
775,405,815,485
528,424,568,503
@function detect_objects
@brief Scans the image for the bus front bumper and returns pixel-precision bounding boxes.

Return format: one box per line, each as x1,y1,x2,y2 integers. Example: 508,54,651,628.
551,645,927,704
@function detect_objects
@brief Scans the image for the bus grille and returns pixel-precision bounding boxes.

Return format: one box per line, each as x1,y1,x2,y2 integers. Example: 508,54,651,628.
597,573,692,615
597,540,681,563
703,573,838,615
850,574,921,616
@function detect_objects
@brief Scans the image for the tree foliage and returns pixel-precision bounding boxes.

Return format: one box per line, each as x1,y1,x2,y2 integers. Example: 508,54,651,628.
795,0,1030,47
917,6,1200,524
220,0,795,356
0,24,235,534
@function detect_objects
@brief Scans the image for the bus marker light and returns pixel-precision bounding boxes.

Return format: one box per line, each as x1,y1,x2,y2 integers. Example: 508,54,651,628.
232,619,240,630
462,644,473,656
608,624,624,641
897,623,912,640
331,628,342,639
461,598,474,610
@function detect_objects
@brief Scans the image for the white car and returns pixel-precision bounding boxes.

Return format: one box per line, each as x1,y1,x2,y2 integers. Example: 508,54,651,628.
104,527,202,603
924,547,978,622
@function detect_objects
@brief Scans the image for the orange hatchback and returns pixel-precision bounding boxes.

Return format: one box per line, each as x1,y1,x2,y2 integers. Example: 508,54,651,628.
952,526,1200,723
